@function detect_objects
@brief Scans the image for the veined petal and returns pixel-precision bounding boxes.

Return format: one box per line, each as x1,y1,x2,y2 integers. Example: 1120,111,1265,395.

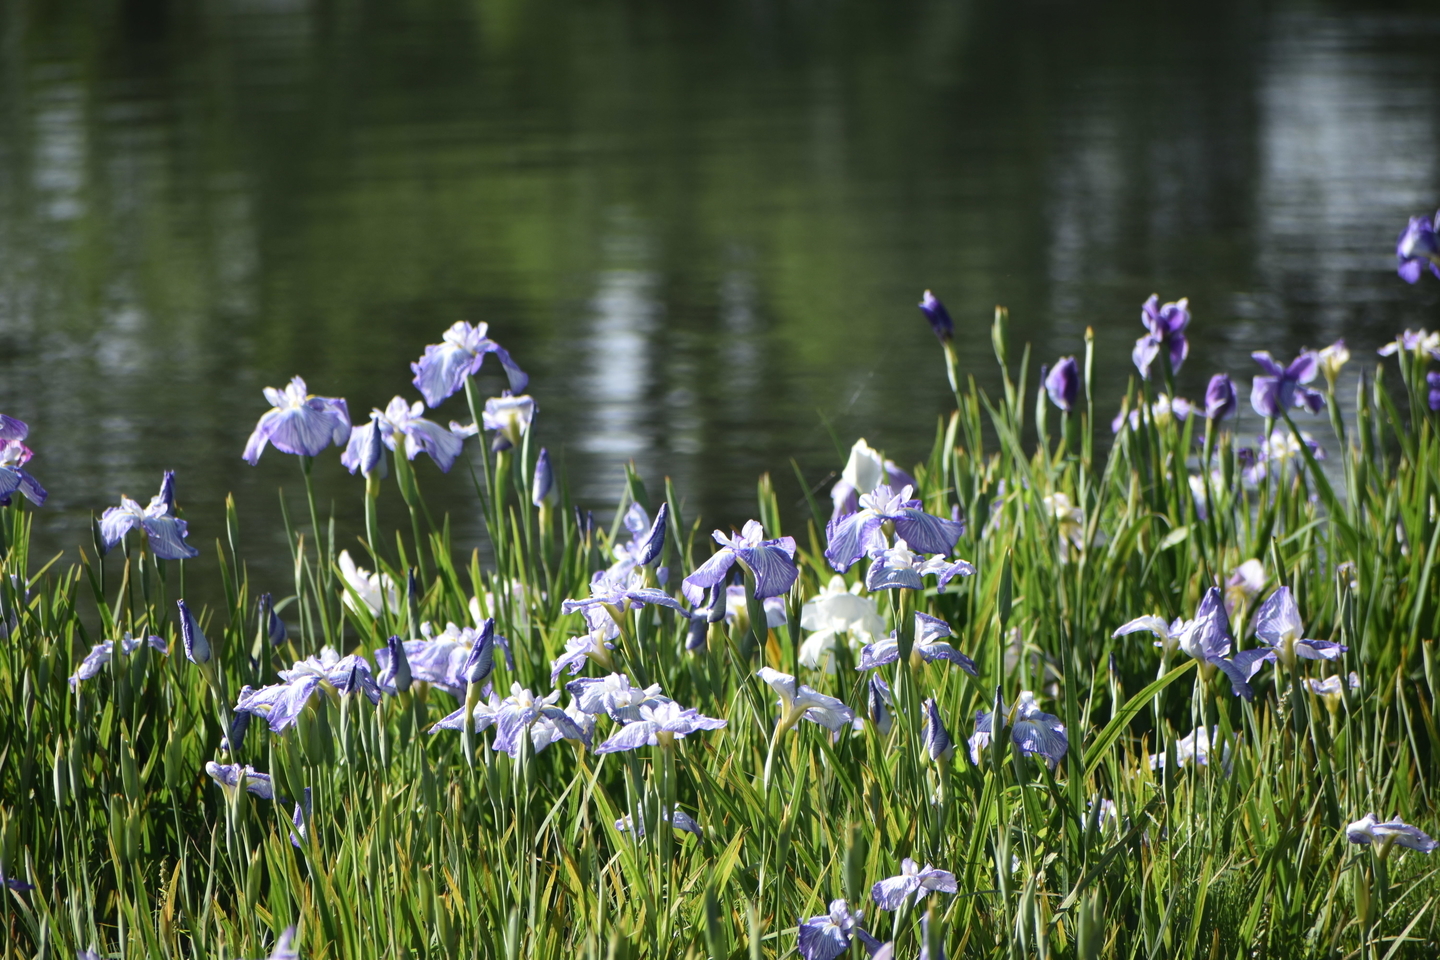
1295,639,1347,660
141,516,201,560
824,512,881,572
681,550,736,606
917,642,978,676
403,417,468,473
411,341,479,408
595,720,658,754
99,501,145,552
734,541,800,599
871,875,920,911
889,508,963,556
857,638,900,670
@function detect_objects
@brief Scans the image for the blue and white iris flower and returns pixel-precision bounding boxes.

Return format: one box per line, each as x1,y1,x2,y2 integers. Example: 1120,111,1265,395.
1253,586,1346,667
871,859,957,910
1346,814,1437,854
99,471,199,560
234,647,382,733
376,619,511,698
1114,587,1272,699
614,806,703,839
797,899,879,960
968,690,1068,767
593,700,726,753
69,634,167,689
824,485,965,574
756,667,855,734
566,673,671,722
481,392,536,452
242,377,351,464
856,613,977,675
205,761,275,800
411,321,528,408
681,520,799,605
343,396,473,474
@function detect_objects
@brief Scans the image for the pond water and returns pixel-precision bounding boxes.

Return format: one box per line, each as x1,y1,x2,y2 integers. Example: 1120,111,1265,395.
2,0,1438,605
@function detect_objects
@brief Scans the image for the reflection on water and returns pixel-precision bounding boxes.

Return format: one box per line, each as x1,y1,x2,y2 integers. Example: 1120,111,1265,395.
0,0,1437,604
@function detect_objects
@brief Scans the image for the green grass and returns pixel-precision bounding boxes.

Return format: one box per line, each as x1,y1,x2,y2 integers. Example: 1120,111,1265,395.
3,311,1440,959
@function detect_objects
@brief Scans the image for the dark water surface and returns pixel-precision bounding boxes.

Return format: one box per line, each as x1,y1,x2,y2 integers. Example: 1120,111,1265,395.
2,0,1439,604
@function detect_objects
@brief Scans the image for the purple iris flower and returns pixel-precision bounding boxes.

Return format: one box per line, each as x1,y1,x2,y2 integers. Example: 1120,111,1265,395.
1205,374,1237,421
1428,372,1440,411
0,439,46,506
757,667,855,734
830,459,916,521
242,377,351,464
824,485,964,574
233,647,382,733
205,761,275,800
798,899,880,960
593,700,726,753
1378,329,1440,359
871,859,957,911
411,320,528,408
177,599,211,664
99,471,199,560
968,690,1069,767
376,619,512,697
448,684,587,756
1253,586,1346,667
867,676,893,735
918,290,953,343
1132,295,1190,380
565,567,687,636
1396,212,1440,283
1044,357,1080,412
857,613,977,675
532,448,554,505
69,634,167,689
1250,351,1324,418
1347,814,1438,854
681,520,798,605
566,673,672,722
1115,587,1270,699
549,630,616,682
343,397,471,474
922,698,954,761
862,538,975,592
614,806,703,839
481,392,536,452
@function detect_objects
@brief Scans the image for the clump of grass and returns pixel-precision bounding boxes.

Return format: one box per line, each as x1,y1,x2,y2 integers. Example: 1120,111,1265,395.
1,304,1439,960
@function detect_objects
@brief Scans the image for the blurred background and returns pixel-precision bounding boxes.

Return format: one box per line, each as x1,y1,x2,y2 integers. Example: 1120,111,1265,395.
1,0,1438,603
